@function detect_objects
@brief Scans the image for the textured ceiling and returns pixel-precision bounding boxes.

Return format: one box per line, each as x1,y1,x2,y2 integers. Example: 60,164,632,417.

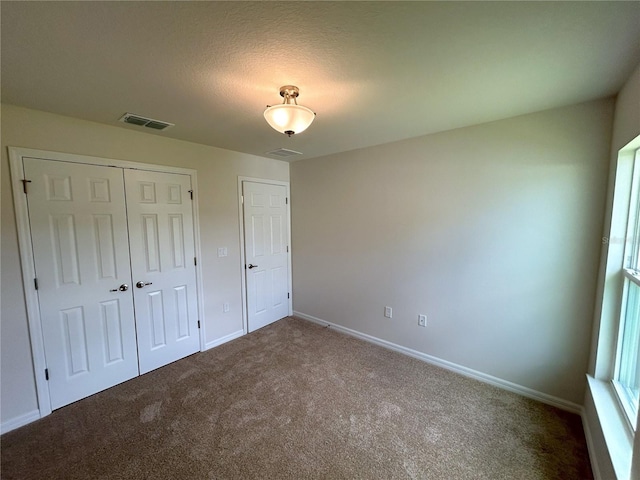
2,1,640,161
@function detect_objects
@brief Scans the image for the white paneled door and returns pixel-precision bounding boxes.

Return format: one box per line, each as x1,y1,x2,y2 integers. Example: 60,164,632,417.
125,169,199,374
24,158,139,409
243,181,290,332
24,158,200,410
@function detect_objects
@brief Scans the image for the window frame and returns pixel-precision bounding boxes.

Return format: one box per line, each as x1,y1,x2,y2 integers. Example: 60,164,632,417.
612,148,640,428
613,269,640,427
588,135,640,480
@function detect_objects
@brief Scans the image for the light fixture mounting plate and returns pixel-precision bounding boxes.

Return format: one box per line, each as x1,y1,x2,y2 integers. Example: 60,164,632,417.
279,85,299,98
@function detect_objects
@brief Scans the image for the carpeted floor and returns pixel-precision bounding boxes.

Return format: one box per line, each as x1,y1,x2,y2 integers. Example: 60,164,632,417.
1,317,592,479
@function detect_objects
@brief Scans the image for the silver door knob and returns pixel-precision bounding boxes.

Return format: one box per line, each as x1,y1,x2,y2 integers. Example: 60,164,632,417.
248,264,258,269
111,284,129,292
136,281,153,288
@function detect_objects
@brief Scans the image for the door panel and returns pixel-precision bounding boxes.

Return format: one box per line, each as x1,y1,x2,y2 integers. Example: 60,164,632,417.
93,214,118,279
101,299,126,363
24,158,139,409
243,182,289,332
125,169,199,374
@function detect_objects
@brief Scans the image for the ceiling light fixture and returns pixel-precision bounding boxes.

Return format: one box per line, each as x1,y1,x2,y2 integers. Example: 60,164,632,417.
264,85,315,137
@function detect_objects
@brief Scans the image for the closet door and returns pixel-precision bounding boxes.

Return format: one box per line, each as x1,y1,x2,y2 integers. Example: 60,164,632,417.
125,169,200,374
242,181,290,332
24,158,139,409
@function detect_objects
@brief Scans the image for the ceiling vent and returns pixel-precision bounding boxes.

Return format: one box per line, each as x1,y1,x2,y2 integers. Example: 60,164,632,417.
266,148,303,158
119,113,174,131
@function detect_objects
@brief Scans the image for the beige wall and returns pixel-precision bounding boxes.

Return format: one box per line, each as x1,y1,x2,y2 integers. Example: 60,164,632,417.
0,104,289,425
291,98,614,405
611,63,640,155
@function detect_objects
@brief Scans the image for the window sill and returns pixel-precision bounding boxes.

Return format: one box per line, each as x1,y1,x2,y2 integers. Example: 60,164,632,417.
587,375,634,479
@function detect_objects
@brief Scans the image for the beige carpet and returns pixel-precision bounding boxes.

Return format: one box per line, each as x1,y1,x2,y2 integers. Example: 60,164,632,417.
1,317,592,479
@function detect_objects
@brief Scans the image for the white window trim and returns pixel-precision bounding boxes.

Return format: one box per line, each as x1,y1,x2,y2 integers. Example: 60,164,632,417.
612,376,638,432
587,376,634,478
589,135,640,479
623,269,640,287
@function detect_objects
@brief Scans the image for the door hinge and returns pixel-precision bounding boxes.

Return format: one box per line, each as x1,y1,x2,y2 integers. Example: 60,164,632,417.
286,246,289,253
286,197,288,205
34,278,39,290
45,368,49,381
241,195,244,204
194,257,197,266
197,320,201,329
21,179,32,194
287,292,290,299
189,190,193,200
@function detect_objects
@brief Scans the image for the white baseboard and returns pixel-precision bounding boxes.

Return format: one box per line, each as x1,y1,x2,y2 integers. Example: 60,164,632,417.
1,409,40,435
204,329,244,350
294,311,582,415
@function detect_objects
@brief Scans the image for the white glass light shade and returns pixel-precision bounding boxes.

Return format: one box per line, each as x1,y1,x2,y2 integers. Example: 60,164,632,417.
263,104,315,136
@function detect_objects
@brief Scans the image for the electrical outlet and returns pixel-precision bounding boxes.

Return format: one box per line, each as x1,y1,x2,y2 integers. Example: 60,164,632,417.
418,314,427,327
384,306,393,318
223,302,230,313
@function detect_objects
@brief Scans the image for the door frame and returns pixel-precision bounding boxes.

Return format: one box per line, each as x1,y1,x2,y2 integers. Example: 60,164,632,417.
237,176,293,334
9,147,207,418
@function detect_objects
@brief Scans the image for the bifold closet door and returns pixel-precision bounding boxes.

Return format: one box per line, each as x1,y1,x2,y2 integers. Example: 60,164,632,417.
124,169,200,374
24,158,139,410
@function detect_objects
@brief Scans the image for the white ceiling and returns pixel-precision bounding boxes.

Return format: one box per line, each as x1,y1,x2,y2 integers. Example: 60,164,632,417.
2,1,639,161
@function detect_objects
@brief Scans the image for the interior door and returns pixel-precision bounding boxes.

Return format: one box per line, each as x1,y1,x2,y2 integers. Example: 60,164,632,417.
24,158,139,409
125,169,200,374
243,181,289,332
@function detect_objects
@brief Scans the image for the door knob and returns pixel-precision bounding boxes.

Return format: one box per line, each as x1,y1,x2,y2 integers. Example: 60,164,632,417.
248,264,258,269
110,284,129,292
136,281,153,288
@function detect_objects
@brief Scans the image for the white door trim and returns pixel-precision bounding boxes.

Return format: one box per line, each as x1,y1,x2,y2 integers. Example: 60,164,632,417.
9,147,207,420
237,176,293,334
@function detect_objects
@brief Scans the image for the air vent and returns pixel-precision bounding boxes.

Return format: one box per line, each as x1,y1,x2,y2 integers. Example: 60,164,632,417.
266,148,303,158
119,113,174,131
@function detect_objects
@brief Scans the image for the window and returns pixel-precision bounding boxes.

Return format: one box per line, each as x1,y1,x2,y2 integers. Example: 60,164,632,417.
614,147,640,426
588,137,640,479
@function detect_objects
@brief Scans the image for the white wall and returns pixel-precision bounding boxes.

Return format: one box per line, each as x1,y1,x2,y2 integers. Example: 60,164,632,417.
0,104,289,426
291,98,614,406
